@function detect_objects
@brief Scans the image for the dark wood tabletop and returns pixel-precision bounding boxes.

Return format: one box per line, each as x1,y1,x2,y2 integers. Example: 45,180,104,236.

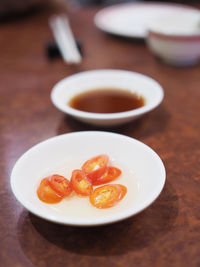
0,2,200,267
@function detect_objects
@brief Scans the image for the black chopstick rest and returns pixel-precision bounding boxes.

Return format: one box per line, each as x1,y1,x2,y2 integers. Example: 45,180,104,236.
75,40,83,57
46,41,61,59
46,40,83,60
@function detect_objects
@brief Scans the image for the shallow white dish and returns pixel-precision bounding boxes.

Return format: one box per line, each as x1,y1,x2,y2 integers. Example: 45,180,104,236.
51,69,164,126
11,131,166,226
94,2,199,39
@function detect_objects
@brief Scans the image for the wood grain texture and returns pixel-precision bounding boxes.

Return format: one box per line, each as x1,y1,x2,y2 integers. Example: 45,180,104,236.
0,3,200,267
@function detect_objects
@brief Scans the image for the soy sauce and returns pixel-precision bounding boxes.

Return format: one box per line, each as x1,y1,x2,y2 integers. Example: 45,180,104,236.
69,88,145,113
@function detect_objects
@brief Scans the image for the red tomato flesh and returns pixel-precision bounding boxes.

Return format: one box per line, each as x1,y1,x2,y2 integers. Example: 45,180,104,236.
70,169,93,196
48,174,72,197
92,166,122,185
37,178,63,204
82,154,109,182
89,184,127,209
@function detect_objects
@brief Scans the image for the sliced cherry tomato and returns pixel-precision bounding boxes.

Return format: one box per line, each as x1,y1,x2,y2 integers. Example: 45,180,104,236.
82,154,109,182
92,166,122,185
48,174,72,197
89,184,127,209
37,178,63,204
70,169,93,196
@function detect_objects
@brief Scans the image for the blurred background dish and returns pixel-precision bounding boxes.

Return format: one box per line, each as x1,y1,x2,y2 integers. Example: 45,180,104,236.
94,2,199,39
146,10,200,66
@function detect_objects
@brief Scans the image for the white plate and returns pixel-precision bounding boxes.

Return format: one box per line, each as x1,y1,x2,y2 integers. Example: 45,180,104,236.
94,2,199,38
10,131,166,226
51,69,164,126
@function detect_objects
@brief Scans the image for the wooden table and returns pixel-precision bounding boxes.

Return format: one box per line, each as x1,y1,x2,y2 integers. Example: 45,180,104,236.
1,3,200,267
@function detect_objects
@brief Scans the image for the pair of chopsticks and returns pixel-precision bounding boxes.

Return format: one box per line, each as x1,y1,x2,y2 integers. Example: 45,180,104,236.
49,14,82,65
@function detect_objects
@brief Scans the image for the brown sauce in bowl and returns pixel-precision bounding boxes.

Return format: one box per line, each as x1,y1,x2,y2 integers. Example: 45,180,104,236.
69,89,145,113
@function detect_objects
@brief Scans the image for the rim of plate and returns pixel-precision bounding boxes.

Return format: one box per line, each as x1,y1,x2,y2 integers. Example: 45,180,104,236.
94,2,199,38
10,131,166,226
51,69,164,121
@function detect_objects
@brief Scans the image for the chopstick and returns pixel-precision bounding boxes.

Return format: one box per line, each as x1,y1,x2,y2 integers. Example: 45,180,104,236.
49,14,82,65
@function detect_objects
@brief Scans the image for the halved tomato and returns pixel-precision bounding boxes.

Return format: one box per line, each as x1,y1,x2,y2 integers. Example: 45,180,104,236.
92,166,122,185
82,154,109,182
89,184,127,209
48,174,72,197
37,178,63,204
70,169,93,196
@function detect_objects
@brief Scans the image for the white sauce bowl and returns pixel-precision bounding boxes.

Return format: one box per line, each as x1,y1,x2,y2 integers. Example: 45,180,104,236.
51,69,164,126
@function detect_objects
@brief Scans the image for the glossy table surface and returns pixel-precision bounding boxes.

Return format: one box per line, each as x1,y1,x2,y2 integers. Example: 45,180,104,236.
0,3,200,267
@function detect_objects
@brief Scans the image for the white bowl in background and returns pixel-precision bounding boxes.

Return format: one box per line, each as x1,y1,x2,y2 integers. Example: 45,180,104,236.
51,69,164,126
146,10,200,66
10,131,166,226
